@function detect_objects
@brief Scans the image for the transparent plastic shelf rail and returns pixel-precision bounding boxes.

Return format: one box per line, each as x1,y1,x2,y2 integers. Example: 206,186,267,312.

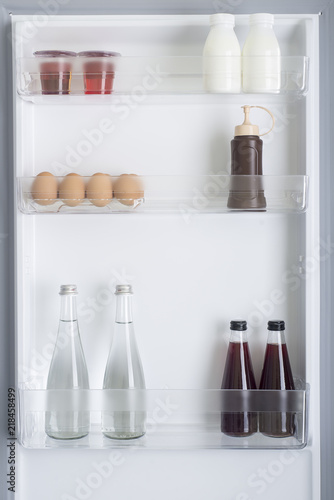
17,56,309,100
18,384,309,449
17,175,308,214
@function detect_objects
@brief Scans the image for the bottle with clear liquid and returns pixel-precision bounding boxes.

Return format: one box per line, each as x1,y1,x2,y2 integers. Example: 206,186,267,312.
221,320,257,437
102,285,146,439
259,320,295,437
45,285,90,440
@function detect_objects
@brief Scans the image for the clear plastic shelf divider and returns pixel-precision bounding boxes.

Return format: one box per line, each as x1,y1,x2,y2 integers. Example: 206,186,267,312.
18,384,309,450
17,56,309,100
17,175,309,215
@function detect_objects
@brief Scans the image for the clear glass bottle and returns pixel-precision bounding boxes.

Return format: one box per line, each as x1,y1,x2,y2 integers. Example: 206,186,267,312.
45,285,90,440
221,320,257,437
259,320,295,437
102,285,146,439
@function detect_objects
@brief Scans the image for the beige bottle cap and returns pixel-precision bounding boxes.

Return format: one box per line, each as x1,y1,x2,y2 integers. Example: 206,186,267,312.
234,105,275,136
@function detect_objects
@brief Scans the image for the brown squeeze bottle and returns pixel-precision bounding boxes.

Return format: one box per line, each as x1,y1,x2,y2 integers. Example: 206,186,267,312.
227,105,274,210
221,320,257,437
259,320,296,437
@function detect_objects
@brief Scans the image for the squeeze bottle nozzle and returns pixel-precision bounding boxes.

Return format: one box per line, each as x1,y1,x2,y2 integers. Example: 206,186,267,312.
234,105,275,137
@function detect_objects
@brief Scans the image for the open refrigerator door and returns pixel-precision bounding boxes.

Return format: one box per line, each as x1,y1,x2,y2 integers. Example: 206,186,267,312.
0,2,333,500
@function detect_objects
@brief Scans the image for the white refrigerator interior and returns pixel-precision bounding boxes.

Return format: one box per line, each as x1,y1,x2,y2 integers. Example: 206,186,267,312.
13,14,319,500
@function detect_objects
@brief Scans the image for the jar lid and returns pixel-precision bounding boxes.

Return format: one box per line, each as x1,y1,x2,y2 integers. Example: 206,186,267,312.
209,13,235,27
34,50,77,58
78,51,121,57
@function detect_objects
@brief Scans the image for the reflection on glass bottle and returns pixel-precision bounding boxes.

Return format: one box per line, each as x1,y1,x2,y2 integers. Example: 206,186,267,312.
221,320,257,437
102,285,146,439
45,285,90,440
259,320,295,437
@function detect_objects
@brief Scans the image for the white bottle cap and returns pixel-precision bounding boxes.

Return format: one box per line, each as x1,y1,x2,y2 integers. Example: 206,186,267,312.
249,13,274,25
209,13,235,27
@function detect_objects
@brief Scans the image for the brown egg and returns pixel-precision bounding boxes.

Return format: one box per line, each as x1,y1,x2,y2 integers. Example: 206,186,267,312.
59,173,85,207
86,173,113,207
113,174,144,206
31,172,58,206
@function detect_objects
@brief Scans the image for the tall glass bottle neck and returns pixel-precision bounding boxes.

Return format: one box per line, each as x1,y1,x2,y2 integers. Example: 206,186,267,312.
115,294,133,324
59,294,78,322
229,329,248,343
267,329,286,345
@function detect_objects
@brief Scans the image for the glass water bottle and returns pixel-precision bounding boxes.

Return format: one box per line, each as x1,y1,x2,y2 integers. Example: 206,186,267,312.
259,320,295,437
45,285,90,440
221,320,257,437
102,285,146,439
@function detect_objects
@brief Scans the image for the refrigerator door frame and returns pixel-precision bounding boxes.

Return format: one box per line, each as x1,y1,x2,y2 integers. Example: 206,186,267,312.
0,1,332,499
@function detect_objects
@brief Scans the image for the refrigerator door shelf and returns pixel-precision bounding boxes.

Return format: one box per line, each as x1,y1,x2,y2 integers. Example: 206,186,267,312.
17,175,309,214
18,385,309,450
17,56,309,101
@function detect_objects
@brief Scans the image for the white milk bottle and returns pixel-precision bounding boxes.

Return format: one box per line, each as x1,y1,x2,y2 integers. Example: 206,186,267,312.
242,13,281,93
203,13,241,93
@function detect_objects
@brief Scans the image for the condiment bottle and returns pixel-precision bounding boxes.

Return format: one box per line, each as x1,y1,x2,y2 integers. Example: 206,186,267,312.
259,321,296,437
227,105,274,210
242,13,281,93
203,13,241,93
221,320,257,437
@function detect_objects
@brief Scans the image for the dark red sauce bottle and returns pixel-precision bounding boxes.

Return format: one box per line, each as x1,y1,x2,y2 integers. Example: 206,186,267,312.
259,320,296,437
221,320,257,437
